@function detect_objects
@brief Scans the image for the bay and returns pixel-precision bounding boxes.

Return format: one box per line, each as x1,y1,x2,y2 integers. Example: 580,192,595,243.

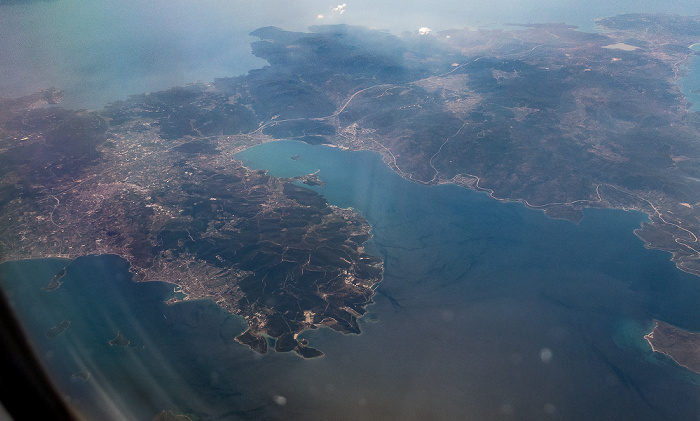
3,140,700,419
237,140,700,420
3,1,700,419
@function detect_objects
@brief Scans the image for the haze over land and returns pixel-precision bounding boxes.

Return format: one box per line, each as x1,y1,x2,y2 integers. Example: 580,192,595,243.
3,0,700,108
3,2,700,420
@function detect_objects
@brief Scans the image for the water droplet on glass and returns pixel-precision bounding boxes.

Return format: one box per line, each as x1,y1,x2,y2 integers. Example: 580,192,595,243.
540,348,553,363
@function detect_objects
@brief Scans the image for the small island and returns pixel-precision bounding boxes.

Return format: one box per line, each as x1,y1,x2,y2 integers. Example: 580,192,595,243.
645,321,700,374
109,331,131,347
71,371,91,381
44,266,67,291
152,410,193,421
45,320,70,338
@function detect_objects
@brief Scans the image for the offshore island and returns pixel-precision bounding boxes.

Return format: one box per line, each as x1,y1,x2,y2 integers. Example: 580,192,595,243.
3,14,700,361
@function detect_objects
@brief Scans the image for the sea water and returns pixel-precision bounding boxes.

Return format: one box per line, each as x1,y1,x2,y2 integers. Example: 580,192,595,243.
3,0,700,109
680,44,700,112
4,140,700,420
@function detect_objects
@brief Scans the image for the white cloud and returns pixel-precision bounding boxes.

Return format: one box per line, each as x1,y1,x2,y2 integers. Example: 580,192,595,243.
333,3,347,14
418,27,431,35
318,3,346,21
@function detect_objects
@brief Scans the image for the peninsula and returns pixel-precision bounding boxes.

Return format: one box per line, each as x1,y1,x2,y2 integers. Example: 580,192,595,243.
645,321,700,374
3,14,700,358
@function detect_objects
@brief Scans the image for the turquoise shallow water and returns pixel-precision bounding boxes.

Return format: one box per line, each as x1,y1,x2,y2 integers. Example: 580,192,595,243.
4,140,700,420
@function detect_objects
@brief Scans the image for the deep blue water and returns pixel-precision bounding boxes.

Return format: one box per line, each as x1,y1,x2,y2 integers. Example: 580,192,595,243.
4,140,700,420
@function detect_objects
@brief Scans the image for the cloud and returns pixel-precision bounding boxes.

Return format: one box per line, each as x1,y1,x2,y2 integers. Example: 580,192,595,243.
333,3,346,14
418,27,431,35
316,3,345,22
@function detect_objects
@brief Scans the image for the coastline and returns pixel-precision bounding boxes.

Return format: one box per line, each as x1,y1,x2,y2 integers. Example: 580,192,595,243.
645,320,700,375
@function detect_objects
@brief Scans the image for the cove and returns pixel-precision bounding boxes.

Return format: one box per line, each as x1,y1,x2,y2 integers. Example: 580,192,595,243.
236,140,700,420
2,140,700,420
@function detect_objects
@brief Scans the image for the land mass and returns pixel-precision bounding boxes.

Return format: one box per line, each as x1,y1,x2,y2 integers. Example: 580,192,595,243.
2,13,700,357
109,331,131,347
45,320,69,339
152,410,193,421
645,321,700,374
0,88,382,358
